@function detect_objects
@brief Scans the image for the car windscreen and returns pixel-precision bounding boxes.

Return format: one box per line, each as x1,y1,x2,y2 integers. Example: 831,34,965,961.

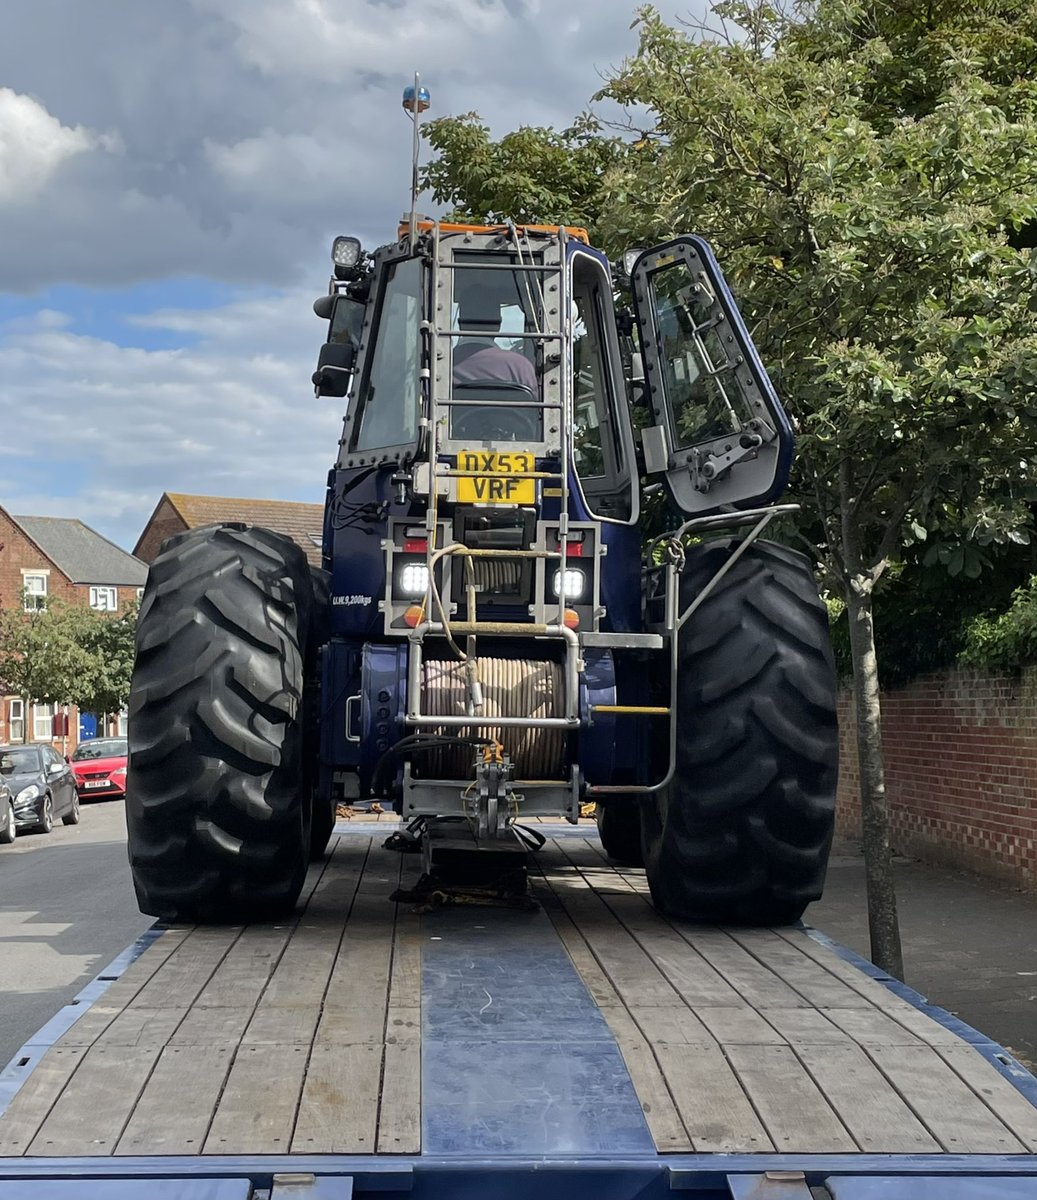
72,739,128,760
0,747,42,774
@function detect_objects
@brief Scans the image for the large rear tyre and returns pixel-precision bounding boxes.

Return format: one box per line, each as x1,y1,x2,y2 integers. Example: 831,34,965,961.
306,568,334,863
595,801,644,866
126,523,313,923
643,539,838,925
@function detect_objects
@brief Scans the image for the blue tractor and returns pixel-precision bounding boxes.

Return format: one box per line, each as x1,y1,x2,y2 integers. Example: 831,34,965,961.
125,218,838,925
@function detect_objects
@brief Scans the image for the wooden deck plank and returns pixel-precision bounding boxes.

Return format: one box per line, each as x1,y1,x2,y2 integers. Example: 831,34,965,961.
202,1043,308,1155
725,930,874,1009
130,927,242,1011
377,1041,421,1155
234,841,369,1044
291,1043,382,1154
822,1006,926,1047
726,1044,858,1153
539,846,679,1008
26,1044,162,1156
774,928,966,1044
93,1006,188,1047
935,1044,1037,1152
50,1006,125,1048
0,1047,87,1155
115,1045,234,1156
866,1043,1026,1153
601,1008,692,1152
673,929,811,1011
170,1007,256,1046
532,874,623,1008
375,866,422,1155
50,928,192,1050
578,842,811,1011
757,1007,852,1046
657,1043,775,1153
562,843,774,1009
190,924,292,1009
694,1006,787,1046
794,1043,940,1152
629,1005,716,1047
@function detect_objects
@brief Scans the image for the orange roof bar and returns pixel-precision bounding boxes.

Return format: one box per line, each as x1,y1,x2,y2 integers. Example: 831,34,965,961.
398,218,590,244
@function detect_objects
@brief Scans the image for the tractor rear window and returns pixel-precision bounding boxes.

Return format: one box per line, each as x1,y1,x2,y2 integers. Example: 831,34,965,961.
351,257,422,452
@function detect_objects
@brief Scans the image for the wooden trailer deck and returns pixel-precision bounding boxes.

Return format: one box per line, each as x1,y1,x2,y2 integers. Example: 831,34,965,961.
2,828,1037,1161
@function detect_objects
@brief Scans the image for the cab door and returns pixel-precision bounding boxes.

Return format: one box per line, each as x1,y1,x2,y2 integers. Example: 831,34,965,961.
629,236,794,515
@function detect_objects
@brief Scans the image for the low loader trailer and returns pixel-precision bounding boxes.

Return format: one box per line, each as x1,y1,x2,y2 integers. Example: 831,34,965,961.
6,103,1037,1192
2,824,1037,1198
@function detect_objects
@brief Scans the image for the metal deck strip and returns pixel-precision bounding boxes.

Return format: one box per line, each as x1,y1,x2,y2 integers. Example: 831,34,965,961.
2,1152,1037,1196
0,925,165,1118
419,904,656,1157
334,820,599,840
804,925,1037,1108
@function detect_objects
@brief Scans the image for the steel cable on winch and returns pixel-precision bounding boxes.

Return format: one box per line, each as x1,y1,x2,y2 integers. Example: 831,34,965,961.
421,657,565,780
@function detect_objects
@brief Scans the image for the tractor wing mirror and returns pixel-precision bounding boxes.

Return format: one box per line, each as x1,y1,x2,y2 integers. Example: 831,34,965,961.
628,236,794,515
312,342,355,397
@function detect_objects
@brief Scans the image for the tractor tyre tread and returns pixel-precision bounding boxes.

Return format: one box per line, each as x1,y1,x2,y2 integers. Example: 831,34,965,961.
596,800,645,866
126,523,313,923
643,538,838,925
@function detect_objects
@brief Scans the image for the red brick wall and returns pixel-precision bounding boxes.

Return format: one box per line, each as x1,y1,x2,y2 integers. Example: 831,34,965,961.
0,509,77,611
133,496,187,563
1,510,135,750
837,668,1037,888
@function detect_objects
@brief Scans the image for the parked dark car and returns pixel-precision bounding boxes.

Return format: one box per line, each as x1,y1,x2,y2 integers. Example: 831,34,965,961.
0,776,13,844
69,737,128,801
0,744,80,834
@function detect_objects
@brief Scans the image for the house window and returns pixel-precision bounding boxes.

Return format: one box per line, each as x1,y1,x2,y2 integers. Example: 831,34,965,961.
136,587,145,601
9,699,24,742
33,703,54,741
90,586,118,611
23,573,48,611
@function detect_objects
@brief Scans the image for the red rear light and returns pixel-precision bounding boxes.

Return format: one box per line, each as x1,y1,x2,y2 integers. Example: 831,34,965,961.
404,537,428,553
566,542,584,558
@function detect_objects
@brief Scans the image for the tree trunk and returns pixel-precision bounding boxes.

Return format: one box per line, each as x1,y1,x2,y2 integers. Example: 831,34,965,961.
844,581,904,979
839,464,904,979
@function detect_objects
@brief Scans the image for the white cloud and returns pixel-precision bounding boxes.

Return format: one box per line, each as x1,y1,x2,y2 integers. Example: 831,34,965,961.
0,88,101,202
0,290,341,549
0,0,675,291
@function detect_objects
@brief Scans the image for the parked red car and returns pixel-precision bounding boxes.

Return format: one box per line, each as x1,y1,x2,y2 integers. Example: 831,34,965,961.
70,736,128,800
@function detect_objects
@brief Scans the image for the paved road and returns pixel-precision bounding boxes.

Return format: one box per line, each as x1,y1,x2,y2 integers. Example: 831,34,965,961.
0,799,152,1070
812,848,1037,1070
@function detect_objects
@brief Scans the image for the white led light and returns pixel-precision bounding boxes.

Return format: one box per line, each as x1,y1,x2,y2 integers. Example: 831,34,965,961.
332,236,361,268
398,562,430,597
552,568,586,600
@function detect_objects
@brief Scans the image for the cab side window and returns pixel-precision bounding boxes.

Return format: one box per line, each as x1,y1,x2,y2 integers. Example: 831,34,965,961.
571,254,633,521
351,257,423,452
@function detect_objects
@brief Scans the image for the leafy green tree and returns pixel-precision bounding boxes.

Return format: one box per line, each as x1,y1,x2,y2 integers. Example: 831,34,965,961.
423,112,628,232
0,598,99,739
68,601,138,725
424,0,1037,976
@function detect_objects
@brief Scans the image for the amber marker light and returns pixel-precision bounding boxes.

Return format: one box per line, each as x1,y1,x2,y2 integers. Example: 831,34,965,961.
404,605,425,628
563,608,580,630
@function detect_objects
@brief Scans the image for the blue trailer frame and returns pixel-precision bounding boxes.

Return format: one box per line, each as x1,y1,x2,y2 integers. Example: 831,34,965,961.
3,833,1037,1198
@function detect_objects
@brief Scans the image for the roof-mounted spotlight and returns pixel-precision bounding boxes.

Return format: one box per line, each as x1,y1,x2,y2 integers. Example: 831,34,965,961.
332,235,363,280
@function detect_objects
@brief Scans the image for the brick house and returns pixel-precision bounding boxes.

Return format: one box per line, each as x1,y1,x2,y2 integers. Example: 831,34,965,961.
134,492,324,568
0,505,148,749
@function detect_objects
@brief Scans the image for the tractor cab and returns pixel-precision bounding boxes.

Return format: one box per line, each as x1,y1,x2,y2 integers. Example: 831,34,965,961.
315,223,794,533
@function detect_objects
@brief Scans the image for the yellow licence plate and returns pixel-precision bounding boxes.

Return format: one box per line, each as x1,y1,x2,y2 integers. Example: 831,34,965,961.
456,450,536,505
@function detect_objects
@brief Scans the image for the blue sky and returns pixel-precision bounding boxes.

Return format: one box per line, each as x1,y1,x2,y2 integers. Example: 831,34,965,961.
0,0,686,551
